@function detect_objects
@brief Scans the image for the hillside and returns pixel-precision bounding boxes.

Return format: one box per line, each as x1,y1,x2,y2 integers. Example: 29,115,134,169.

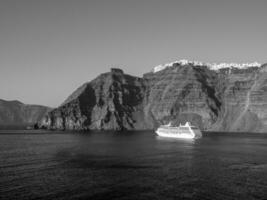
0,99,51,128
39,61,267,132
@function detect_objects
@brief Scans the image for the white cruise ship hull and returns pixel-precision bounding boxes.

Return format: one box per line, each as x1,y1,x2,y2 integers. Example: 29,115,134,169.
156,130,195,139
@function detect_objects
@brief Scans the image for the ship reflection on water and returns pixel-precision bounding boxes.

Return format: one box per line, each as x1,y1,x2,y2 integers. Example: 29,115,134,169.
156,134,197,145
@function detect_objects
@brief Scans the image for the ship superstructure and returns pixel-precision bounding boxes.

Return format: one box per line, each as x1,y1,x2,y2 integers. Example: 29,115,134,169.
156,122,202,139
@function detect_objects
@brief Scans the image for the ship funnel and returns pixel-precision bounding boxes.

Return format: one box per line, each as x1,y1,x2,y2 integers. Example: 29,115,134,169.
167,122,172,126
185,122,191,126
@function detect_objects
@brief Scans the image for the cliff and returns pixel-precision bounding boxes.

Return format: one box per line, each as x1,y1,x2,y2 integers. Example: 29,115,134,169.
39,69,148,130
213,65,267,132
39,62,267,132
143,64,221,130
0,99,51,128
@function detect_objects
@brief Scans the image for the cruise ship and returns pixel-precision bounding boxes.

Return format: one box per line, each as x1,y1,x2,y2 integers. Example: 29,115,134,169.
155,122,202,139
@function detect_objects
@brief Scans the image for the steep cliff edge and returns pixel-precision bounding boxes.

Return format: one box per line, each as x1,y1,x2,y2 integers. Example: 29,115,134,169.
39,62,267,132
143,64,221,130
211,65,267,132
0,99,51,128
40,69,148,130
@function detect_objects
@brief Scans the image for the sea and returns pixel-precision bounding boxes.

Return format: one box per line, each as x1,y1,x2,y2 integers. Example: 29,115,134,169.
0,130,267,200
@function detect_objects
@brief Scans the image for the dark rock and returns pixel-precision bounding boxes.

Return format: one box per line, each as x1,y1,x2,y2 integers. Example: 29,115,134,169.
142,64,221,130
39,70,147,130
39,65,267,133
111,68,124,74
0,99,51,128
212,66,267,132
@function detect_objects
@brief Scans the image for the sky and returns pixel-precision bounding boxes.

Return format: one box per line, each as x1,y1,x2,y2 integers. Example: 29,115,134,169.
0,0,267,107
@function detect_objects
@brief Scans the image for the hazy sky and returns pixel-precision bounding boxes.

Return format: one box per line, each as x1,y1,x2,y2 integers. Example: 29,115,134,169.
1,0,267,107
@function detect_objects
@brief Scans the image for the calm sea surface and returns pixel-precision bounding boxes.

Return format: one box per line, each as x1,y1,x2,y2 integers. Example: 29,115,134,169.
1,131,267,200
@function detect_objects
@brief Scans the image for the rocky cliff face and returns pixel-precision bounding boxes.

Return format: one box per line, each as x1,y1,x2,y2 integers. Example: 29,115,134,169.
0,99,51,128
40,69,148,130
213,65,267,132
39,63,267,132
143,64,221,130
